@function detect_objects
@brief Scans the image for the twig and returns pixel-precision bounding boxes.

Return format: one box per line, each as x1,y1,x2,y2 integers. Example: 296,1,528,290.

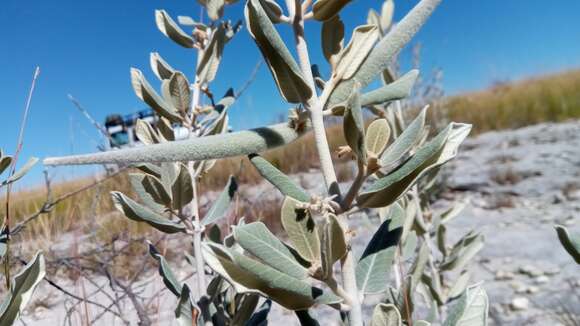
4,66,40,288
67,94,115,146
235,59,263,99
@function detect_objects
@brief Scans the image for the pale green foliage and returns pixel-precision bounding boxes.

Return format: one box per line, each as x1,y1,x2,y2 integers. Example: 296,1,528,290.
555,224,580,264
40,0,490,324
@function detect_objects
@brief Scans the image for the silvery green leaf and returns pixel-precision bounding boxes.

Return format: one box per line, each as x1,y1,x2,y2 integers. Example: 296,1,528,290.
555,225,580,264
175,284,200,326
44,122,307,166
245,299,271,325
448,271,471,300
202,243,341,310
371,303,402,326
356,247,396,294
357,204,404,293
321,15,344,67
361,69,419,106
249,154,310,202
3,157,38,186
150,52,176,80
440,231,484,271
367,9,381,29
443,284,488,326
281,197,320,263
231,294,260,324
437,223,448,257
245,0,312,103
321,215,347,279
335,25,379,80
380,0,395,32
402,231,417,260
156,117,175,141
197,24,227,84
0,252,45,325
129,173,171,210
234,222,308,279
206,0,226,20
365,118,391,156
343,84,366,163
0,155,12,176
155,10,195,48
380,107,427,170
359,122,472,208
262,0,284,24
130,68,182,123
326,0,442,108
203,176,237,226
312,0,351,21
410,242,429,288
177,15,196,26
171,163,193,211
166,72,191,117
148,242,182,297
422,273,445,305
160,162,179,196
135,119,160,145
416,322,431,326
135,163,162,178
440,199,468,225
111,191,185,233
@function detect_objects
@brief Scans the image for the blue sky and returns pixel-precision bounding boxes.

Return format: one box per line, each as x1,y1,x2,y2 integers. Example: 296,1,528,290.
2,0,580,186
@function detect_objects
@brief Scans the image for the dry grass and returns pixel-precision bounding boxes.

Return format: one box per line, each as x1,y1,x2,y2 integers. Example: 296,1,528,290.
445,69,580,134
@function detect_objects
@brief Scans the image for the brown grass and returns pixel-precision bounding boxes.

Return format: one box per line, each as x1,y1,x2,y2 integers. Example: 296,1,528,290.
445,69,580,134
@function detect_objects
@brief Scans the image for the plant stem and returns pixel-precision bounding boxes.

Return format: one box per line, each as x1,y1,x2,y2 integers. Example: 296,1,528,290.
285,1,361,324
190,176,206,301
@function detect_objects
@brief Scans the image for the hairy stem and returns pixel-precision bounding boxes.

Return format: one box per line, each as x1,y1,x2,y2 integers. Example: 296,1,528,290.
190,176,206,300
285,1,361,324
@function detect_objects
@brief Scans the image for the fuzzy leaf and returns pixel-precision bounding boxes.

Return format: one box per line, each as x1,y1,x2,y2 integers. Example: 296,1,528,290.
380,0,395,31
150,52,176,80
148,242,182,297
312,0,351,21
111,191,185,233
3,157,38,186
327,0,442,108
129,173,171,210
321,215,347,279
245,0,312,103
130,68,182,123
167,72,191,117
371,303,402,326
234,222,308,279
448,271,471,300
380,107,427,170
281,197,320,263
321,15,344,66
155,10,195,48
356,203,404,294
440,232,484,271
443,284,488,326
0,252,45,325
365,119,391,156
202,243,341,310
245,299,272,325
359,122,472,208
555,225,580,264
0,155,12,176
343,84,366,163
361,70,419,106
175,284,200,326
249,154,310,202
262,0,284,23
335,25,379,80
205,0,226,20
197,23,227,84
135,119,161,145
202,176,237,226
172,163,194,210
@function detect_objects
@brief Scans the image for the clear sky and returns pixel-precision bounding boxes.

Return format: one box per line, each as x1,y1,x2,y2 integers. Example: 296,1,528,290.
2,0,580,186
